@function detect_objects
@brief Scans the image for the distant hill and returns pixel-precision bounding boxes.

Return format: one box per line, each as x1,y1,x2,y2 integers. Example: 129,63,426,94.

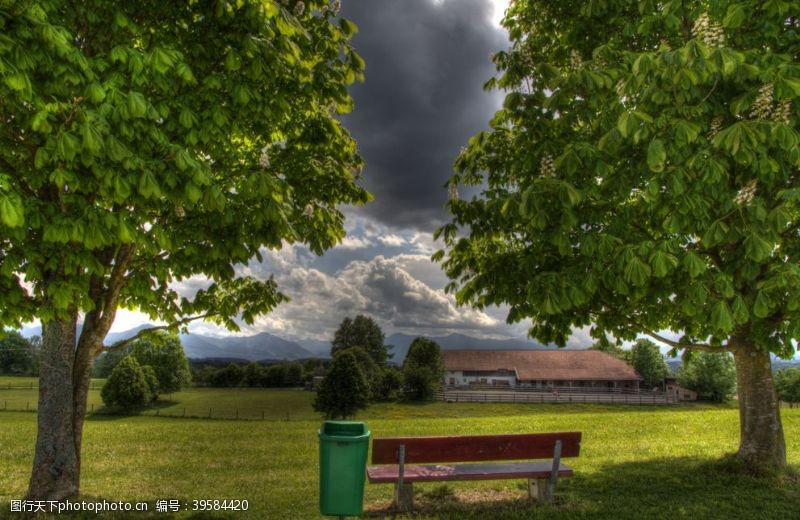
179,332,313,361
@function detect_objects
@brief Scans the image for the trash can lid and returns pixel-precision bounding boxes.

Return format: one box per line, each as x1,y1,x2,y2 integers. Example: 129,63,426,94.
319,421,370,438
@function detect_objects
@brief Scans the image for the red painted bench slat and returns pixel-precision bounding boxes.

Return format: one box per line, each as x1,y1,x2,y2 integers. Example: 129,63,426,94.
370,432,581,464
367,461,574,483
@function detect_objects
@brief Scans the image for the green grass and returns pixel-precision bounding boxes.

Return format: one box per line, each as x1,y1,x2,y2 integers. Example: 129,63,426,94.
0,388,798,519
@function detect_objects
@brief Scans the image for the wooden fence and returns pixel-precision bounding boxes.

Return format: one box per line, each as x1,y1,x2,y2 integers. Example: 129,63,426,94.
436,389,672,405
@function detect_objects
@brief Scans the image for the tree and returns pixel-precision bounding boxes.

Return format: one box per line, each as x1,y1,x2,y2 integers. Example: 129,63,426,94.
313,350,369,419
775,368,800,405
242,362,265,387
100,356,152,410
0,331,37,375
589,339,630,361
129,333,191,394
210,363,244,388
437,1,796,472
402,337,445,401
337,346,381,399
678,352,737,402
331,315,390,366
629,339,669,389
0,2,368,499
91,348,128,379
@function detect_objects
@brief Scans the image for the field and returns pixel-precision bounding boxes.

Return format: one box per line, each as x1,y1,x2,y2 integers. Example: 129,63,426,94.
1,385,799,519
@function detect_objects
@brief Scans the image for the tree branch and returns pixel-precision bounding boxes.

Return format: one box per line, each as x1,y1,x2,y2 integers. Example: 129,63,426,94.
102,313,214,352
634,325,733,353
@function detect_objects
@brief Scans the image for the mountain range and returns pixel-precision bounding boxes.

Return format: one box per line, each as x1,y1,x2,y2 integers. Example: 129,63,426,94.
18,325,800,367
19,324,556,363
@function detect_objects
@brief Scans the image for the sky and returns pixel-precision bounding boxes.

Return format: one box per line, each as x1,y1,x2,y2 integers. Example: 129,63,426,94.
104,0,600,347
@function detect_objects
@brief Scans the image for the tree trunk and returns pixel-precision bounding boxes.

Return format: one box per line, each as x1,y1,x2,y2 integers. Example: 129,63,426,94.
732,344,786,473
27,316,80,500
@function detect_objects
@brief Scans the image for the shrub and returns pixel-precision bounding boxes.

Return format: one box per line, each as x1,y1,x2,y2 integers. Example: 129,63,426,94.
101,357,153,409
209,363,244,387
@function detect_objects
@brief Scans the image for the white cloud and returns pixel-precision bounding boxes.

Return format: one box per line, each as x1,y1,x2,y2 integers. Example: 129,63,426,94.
378,234,407,247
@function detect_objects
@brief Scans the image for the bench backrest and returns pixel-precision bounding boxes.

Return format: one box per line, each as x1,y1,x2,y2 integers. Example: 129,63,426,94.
371,432,581,464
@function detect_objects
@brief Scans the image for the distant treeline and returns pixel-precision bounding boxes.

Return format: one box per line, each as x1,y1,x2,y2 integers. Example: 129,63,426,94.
191,359,329,388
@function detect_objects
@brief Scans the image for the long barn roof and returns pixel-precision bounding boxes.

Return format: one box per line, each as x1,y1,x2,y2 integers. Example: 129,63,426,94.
442,350,642,381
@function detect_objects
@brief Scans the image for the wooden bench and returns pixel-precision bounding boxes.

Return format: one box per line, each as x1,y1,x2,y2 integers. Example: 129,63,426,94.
366,432,581,511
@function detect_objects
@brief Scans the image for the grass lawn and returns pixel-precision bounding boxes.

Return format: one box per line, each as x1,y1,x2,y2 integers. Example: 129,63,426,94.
0,388,798,519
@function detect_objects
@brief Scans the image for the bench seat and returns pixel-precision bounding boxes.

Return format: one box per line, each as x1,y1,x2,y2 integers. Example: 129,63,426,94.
367,461,573,483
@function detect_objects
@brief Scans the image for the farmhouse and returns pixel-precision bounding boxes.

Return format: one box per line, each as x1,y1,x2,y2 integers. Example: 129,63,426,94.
443,350,642,391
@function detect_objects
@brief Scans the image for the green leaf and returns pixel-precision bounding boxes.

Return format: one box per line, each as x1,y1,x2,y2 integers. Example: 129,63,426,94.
617,111,637,138
650,250,677,277
624,256,651,286
340,19,358,38
723,4,747,28
647,138,666,172
732,295,749,324
138,170,161,198
3,73,28,92
710,301,734,334
127,91,147,118
85,83,106,103
753,291,771,318
683,252,706,278
0,194,24,227
744,233,772,262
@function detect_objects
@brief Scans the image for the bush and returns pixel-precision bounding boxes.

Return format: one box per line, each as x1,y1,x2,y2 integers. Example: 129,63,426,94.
313,351,369,419
678,352,737,402
101,356,153,409
374,367,404,401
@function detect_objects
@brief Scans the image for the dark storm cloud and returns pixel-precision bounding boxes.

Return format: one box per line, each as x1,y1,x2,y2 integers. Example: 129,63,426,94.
341,0,507,230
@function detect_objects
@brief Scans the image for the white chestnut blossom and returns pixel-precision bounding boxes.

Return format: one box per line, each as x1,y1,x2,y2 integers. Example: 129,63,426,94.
692,12,725,47
259,146,270,168
539,154,555,177
750,83,774,120
734,179,757,206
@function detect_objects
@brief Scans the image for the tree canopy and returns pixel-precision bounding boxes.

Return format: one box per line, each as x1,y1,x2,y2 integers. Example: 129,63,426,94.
402,337,445,401
629,339,669,388
678,351,737,401
437,0,797,472
313,349,369,419
0,0,369,333
129,333,191,394
331,315,390,366
0,1,370,500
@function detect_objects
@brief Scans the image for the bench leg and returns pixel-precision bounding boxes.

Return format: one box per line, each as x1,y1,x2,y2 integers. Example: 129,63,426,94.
528,478,553,503
394,482,414,511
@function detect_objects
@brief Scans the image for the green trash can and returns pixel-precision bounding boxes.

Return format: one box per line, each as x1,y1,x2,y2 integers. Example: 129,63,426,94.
319,421,371,517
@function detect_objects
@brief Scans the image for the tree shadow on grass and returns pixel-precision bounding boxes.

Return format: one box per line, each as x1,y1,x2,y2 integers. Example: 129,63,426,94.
364,456,799,519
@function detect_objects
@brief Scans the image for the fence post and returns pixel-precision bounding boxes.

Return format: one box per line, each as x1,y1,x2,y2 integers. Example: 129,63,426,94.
208,408,212,418
236,408,239,419
183,408,186,417
91,404,94,413
26,402,29,410
262,410,265,420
